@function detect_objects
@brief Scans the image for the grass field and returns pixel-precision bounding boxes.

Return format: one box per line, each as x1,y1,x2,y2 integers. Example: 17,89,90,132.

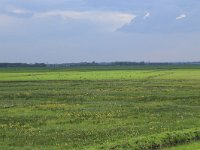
165,142,200,150
1,66,200,149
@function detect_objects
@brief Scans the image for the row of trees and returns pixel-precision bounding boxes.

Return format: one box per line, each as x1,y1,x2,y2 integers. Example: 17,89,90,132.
1,62,200,68
0,63,46,67
47,61,200,67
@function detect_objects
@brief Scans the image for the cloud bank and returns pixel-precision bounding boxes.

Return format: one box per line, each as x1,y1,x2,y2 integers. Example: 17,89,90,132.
0,0,200,63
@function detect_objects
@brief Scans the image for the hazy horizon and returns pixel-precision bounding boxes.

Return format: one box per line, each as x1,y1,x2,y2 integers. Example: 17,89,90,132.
0,0,200,63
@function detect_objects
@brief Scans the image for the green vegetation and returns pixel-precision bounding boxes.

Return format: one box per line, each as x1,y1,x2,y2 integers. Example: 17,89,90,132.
165,142,200,150
1,66,200,149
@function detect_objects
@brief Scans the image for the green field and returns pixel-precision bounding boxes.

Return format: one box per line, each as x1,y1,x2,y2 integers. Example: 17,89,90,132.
165,142,200,150
1,66,200,149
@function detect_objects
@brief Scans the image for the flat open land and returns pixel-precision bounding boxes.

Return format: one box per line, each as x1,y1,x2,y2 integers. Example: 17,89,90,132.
1,66,200,149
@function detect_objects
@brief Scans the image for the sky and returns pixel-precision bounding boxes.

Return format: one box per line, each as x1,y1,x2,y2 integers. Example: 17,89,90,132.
0,0,200,63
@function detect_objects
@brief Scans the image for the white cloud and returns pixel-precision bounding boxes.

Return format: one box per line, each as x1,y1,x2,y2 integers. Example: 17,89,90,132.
176,14,186,20
33,10,135,31
143,12,150,19
12,9,27,14
4,5,30,15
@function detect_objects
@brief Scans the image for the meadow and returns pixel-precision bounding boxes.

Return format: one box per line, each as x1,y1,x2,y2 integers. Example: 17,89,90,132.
1,65,200,149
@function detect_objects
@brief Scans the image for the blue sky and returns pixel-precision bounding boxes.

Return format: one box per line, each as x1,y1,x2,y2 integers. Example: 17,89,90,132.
0,0,200,63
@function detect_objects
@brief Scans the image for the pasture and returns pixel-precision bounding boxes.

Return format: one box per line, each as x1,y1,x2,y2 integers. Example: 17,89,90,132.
1,65,200,149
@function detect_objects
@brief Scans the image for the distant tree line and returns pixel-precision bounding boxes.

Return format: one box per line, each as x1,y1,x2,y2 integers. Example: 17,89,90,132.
1,62,200,68
47,61,200,67
0,63,46,67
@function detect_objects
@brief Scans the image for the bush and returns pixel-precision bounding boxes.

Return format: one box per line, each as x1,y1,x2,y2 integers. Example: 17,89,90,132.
109,128,200,150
